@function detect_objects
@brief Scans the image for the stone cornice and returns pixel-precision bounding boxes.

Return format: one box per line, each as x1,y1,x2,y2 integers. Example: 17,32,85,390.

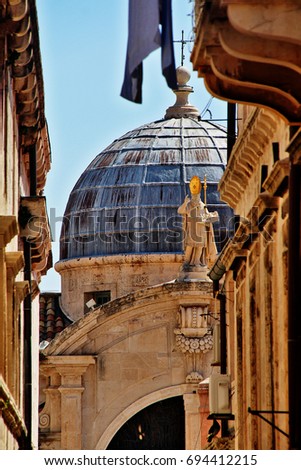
191,0,301,124
1,0,51,192
41,356,96,368
55,253,184,273
209,187,281,274
218,108,278,208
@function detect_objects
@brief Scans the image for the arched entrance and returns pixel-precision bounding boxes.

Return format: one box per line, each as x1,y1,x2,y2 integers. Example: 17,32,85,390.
107,396,185,450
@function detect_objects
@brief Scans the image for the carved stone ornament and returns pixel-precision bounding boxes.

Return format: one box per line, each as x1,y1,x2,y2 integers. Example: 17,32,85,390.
174,305,213,354
175,333,213,354
39,413,50,429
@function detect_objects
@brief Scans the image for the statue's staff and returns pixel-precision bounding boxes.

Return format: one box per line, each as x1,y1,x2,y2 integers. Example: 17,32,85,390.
203,175,207,207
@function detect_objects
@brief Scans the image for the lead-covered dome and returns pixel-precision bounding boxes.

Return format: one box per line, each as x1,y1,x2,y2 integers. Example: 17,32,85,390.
60,68,233,261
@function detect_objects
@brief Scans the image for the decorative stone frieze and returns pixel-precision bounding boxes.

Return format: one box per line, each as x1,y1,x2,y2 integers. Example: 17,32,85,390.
175,333,213,354
176,305,212,336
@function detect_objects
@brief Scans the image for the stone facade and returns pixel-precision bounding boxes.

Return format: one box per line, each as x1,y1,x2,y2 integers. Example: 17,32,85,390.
215,107,290,449
0,0,52,449
192,0,301,449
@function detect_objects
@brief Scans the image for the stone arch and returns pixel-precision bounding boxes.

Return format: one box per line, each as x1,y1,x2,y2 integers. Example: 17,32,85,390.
96,384,195,449
40,281,215,450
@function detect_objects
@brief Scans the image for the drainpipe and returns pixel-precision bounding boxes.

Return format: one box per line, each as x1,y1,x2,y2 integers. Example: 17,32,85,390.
29,144,37,196
217,291,228,437
288,160,301,449
227,103,236,162
23,238,33,449
22,143,37,449
20,143,37,449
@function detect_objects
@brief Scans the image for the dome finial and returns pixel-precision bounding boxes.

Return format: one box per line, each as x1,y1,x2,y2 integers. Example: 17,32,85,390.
165,66,200,119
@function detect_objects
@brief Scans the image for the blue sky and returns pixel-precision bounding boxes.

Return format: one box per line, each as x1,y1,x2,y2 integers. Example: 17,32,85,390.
36,0,227,292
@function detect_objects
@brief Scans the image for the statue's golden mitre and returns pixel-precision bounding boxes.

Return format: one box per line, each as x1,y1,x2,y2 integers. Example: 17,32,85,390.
189,175,202,195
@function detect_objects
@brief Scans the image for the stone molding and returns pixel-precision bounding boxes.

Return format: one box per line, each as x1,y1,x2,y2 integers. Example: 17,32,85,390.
218,108,278,208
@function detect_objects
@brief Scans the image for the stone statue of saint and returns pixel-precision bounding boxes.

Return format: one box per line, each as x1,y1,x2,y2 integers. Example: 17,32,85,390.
178,176,219,268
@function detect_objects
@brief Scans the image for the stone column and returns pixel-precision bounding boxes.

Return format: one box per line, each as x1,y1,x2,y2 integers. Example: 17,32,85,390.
39,367,64,450
198,380,210,449
0,245,7,376
5,252,24,395
40,368,61,433
56,357,95,450
183,391,201,450
40,356,94,450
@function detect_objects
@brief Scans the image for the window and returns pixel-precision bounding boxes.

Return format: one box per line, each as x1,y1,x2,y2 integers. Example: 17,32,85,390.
84,290,111,313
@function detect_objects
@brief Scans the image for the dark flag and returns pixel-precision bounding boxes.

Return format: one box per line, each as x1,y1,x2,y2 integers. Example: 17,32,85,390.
120,0,177,103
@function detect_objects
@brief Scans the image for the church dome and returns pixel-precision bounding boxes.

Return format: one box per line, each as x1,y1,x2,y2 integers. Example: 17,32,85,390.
60,69,233,261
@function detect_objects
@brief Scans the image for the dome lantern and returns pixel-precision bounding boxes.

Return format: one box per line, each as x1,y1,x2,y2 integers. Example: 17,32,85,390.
165,66,200,119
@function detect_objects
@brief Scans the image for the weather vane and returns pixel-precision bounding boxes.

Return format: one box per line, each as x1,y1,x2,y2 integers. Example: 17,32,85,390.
174,30,194,66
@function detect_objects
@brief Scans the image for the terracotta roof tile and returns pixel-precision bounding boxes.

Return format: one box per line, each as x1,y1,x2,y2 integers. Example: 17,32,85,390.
39,293,72,342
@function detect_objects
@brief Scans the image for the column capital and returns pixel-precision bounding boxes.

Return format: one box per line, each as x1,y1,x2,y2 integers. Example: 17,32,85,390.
58,386,84,395
42,356,95,368
5,252,24,277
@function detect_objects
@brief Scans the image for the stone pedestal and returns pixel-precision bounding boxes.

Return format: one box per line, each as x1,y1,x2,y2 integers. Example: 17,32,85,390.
178,265,211,282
